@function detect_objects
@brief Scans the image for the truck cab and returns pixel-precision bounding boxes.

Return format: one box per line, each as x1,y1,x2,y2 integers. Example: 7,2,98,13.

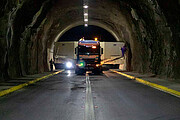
75,39,103,74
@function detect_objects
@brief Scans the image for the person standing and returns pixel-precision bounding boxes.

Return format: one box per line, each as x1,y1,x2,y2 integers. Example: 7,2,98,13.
49,59,54,72
121,45,126,57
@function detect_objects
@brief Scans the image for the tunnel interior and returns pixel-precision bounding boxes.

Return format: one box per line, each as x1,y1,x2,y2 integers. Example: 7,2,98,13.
0,0,180,81
54,25,121,70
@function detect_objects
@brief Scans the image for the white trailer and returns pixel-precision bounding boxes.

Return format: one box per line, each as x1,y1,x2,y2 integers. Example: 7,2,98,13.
54,41,126,70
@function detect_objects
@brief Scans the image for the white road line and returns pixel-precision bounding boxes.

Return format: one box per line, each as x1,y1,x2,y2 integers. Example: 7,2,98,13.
85,73,95,120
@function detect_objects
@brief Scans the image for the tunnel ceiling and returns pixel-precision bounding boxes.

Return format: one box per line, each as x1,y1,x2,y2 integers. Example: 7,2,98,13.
46,0,132,47
0,0,180,81
58,25,117,42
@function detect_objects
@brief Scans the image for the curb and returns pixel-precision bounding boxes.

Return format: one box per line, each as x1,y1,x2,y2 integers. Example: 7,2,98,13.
0,70,64,97
110,69,180,98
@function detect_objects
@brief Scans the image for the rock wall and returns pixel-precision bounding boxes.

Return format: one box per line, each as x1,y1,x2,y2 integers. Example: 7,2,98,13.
0,0,53,80
156,0,180,79
126,0,180,79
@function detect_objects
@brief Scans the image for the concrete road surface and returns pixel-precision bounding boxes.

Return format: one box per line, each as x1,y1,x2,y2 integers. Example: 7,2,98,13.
0,70,180,120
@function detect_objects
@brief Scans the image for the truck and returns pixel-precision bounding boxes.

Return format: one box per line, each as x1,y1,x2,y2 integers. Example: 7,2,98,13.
75,39,103,74
53,41,125,71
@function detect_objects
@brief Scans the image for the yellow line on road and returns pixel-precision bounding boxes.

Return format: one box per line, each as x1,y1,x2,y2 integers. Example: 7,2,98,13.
0,70,64,97
110,69,180,98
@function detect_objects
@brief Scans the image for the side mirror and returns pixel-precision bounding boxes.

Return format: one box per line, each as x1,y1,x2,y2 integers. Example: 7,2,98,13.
101,48,103,54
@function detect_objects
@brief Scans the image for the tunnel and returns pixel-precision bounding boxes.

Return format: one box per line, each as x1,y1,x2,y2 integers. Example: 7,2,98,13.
53,25,120,70
0,0,180,80
1,0,180,119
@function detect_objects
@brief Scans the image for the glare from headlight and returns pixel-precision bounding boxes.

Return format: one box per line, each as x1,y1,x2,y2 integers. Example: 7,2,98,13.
66,62,73,68
96,64,100,67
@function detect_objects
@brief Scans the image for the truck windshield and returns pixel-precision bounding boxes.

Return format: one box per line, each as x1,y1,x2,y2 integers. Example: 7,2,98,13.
78,46,99,55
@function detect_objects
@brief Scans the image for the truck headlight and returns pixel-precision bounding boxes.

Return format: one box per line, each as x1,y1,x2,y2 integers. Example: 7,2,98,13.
96,64,100,67
76,61,85,67
66,62,73,68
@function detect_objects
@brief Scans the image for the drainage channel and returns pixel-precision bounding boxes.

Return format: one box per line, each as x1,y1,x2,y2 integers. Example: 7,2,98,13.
85,72,95,120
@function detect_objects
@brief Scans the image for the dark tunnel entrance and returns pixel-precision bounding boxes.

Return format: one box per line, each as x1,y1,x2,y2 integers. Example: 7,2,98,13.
58,25,117,42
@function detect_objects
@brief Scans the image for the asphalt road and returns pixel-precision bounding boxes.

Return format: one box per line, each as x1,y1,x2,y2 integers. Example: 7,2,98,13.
0,70,180,120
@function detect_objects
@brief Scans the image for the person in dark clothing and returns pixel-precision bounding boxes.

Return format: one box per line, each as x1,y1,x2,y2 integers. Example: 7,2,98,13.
121,45,126,57
49,59,54,72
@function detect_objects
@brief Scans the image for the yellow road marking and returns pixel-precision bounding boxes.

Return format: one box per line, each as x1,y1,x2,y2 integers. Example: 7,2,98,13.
110,69,180,98
0,70,64,97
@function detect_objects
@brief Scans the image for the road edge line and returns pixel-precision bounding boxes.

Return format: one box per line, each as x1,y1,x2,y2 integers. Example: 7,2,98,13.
110,69,180,98
0,70,64,97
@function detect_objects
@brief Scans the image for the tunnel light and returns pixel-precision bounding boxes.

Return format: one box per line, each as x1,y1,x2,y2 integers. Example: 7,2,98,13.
83,5,88,9
84,13,88,16
85,24,88,27
84,19,88,22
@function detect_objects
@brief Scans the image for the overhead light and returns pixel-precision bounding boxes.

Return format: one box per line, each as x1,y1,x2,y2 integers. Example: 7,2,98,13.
85,24,88,27
84,13,88,16
83,5,88,9
84,19,88,22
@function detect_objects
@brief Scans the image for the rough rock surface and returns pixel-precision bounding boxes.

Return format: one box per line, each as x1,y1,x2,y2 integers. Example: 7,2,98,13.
0,0,180,81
